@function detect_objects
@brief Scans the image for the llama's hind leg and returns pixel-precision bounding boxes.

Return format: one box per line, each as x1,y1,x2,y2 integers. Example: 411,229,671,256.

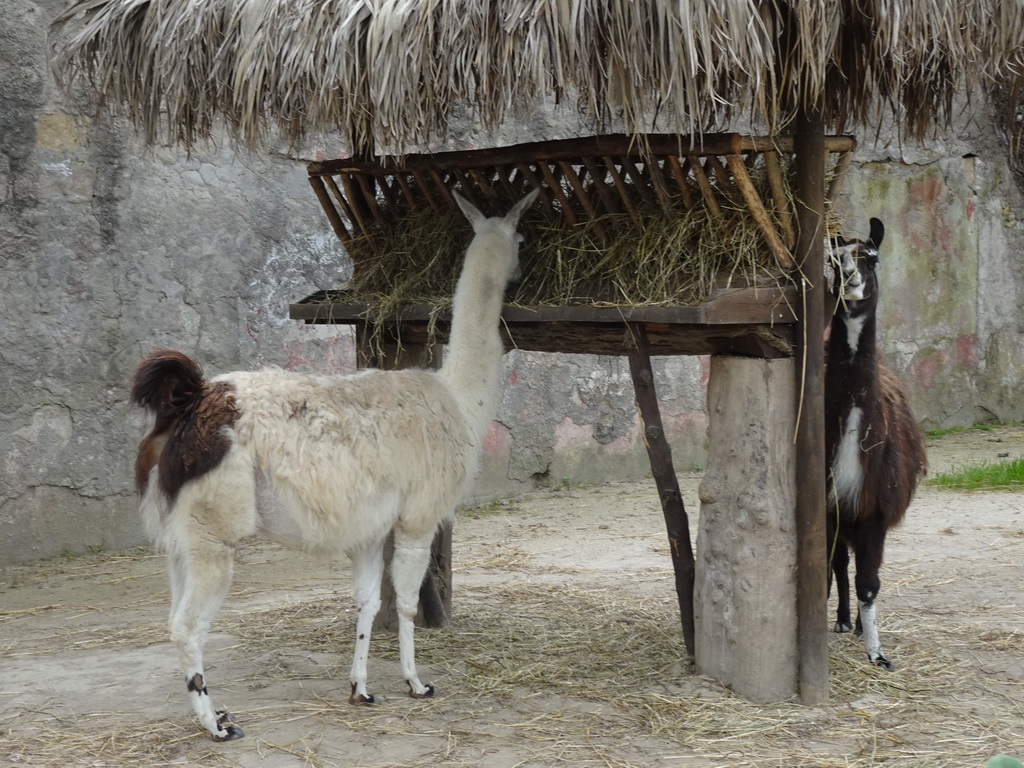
169,540,243,740
348,542,385,705
831,541,853,633
392,527,437,699
853,522,893,670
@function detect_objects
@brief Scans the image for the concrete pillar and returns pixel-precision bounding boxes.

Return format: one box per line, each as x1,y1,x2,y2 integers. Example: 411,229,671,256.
695,355,798,701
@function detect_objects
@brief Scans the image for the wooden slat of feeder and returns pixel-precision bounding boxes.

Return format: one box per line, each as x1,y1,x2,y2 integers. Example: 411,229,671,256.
375,174,402,208
665,155,694,209
702,155,740,207
688,157,723,220
763,151,795,248
330,175,372,237
647,156,677,214
352,319,794,358
557,160,606,241
410,171,443,212
536,162,578,226
308,175,354,248
725,154,795,271
354,175,382,220
581,157,620,215
516,163,554,215
290,284,798,326
619,157,657,207
429,170,458,210
827,147,856,202
602,156,641,226
394,174,418,208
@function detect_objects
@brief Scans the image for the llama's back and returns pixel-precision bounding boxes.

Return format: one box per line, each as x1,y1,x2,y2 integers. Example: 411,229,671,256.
222,367,475,556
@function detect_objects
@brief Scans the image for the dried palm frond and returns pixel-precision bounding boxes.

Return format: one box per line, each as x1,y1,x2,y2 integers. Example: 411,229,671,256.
49,0,1024,154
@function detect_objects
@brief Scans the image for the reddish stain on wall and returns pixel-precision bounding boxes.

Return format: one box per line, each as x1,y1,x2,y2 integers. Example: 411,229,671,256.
482,421,512,460
953,334,979,368
911,348,944,390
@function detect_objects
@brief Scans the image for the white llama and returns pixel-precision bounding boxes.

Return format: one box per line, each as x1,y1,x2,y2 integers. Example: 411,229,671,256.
130,189,539,741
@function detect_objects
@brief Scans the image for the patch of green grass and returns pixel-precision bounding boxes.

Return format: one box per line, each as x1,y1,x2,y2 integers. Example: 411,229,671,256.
461,498,516,516
925,421,1021,440
928,457,1024,491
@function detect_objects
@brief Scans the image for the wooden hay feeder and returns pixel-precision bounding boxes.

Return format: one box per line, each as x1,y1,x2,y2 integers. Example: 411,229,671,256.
294,133,854,358
291,131,855,702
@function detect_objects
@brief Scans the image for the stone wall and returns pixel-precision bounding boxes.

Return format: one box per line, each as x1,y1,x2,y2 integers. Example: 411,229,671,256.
2,2,1023,565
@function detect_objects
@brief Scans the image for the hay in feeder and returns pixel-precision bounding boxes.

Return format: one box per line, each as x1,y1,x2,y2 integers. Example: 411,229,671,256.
316,158,799,352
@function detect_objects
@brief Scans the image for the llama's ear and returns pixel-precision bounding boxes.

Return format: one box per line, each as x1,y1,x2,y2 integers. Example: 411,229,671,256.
453,191,486,229
504,188,540,226
868,218,884,249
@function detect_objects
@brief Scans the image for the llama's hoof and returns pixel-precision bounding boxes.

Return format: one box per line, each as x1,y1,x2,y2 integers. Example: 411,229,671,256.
212,712,244,741
870,654,895,671
213,724,245,742
348,682,376,705
834,621,853,633
408,683,436,699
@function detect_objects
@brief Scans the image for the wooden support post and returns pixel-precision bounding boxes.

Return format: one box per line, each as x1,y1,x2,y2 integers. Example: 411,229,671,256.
626,323,696,658
356,329,451,631
794,107,830,704
695,356,798,701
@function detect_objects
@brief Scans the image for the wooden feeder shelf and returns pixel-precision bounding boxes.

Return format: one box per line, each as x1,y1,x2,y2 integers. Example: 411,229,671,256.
294,132,853,359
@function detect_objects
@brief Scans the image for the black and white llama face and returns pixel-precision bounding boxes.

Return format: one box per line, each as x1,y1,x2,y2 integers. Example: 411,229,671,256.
832,218,884,304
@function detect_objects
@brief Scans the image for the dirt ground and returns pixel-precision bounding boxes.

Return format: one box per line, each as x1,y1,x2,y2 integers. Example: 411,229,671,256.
2,427,1023,767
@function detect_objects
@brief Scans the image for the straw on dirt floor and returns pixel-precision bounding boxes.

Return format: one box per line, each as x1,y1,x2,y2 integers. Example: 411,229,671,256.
3,532,1022,767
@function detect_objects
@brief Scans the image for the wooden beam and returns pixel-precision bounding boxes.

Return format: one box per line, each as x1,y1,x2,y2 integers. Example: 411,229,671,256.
626,323,695,658
307,134,857,177
793,107,830,705
289,286,800,327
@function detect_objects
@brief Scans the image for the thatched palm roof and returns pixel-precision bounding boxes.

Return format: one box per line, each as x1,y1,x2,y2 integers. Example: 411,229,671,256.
49,0,1024,156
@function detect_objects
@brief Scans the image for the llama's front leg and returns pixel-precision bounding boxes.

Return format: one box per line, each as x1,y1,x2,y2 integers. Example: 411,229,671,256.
348,543,385,705
392,530,437,699
854,525,893,670
169,543,243,741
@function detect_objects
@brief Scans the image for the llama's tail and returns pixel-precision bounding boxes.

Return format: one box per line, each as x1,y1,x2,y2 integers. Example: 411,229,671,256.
130,348,207,422
131,349,237,502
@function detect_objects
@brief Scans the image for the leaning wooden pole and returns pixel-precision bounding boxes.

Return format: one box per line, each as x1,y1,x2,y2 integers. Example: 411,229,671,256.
794,107,830,704
626,323,696,658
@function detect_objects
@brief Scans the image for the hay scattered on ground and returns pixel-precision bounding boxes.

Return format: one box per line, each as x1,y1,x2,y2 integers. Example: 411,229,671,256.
35,576,1007,768
4,480,1024,767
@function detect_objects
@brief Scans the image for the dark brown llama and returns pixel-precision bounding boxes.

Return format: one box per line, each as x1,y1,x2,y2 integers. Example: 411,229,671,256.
825,218,927,670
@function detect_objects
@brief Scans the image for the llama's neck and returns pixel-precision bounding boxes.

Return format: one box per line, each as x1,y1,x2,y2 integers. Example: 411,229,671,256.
439,246,508,444
826,302,879,413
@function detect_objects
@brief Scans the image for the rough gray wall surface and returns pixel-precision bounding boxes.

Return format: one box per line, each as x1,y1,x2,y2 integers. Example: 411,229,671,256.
1,0,352,563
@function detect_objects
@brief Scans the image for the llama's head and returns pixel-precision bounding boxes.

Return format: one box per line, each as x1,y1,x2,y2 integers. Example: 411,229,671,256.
453,189,540,282
831,218,884,305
